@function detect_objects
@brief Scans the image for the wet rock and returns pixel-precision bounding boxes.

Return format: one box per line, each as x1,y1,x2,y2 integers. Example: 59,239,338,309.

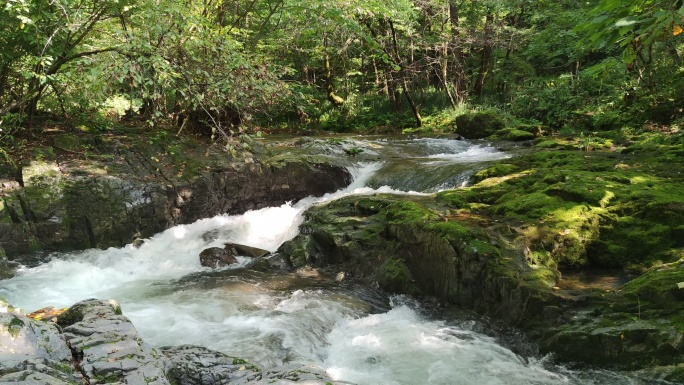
224,243,270,258
161,345,260,385
200,247,239,268
0,132,352,260
240,363,354,385
0,299,79,384
277,195,684,370
60,299,171,385
2,297,357,385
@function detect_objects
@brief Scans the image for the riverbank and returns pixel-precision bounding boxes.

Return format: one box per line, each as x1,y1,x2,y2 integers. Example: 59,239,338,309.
277,128,684,379
0,126,351,260
1,124,683,382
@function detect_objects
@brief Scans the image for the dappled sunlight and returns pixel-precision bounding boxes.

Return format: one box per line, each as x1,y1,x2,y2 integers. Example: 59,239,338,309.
473,170,533,188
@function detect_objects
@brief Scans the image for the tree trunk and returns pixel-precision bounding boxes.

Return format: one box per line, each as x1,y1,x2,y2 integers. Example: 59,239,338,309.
324,35,344,107
441,43,457,109
403,77,422,127
474,11,493,98
448,0,466,103
388,20,421,127
0,64,8,101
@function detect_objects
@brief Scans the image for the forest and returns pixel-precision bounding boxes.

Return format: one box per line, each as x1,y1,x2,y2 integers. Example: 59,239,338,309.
1,0,683,152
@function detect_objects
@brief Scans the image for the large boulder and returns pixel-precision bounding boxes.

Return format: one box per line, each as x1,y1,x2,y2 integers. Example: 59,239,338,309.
454,110,505,139
278,196,556,324
277,194,684,371
59,299,172,385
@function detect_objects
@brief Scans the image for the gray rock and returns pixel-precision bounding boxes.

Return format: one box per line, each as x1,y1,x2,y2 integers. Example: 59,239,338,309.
161,345,260,385
60,299,171,385
199,247,238,268
0,300,80,384
1,136,352,261
237,364,354,385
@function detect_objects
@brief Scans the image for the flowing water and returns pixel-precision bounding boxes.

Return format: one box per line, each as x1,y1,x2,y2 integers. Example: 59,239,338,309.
0,138,667,384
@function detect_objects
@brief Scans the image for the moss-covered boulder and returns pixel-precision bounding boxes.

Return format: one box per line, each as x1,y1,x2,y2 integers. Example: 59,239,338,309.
537,262,684,368
278,130,684,370
455,110,506,139
494,128,536,141
278,195,557,325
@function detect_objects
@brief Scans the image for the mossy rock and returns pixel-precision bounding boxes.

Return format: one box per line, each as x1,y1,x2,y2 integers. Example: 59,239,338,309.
455,110,505,139
621,262,684,304
515,123,545,136
473,163,519,183
57,299,123,327
53,134,82,152
494,128,535,141
376,258,421,295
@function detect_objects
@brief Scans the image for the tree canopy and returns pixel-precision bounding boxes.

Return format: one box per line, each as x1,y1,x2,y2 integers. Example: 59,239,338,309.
1,0,683,144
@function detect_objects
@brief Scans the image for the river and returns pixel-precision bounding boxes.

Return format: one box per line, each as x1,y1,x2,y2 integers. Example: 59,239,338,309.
0,137,668,384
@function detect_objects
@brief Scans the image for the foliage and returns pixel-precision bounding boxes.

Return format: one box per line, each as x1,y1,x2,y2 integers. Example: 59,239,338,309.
0,0,682,148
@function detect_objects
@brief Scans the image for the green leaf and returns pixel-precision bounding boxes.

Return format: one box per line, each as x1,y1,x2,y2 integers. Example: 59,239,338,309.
614,16,639,27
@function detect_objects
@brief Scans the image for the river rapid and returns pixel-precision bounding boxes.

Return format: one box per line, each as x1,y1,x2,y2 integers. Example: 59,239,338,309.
0,137,668,384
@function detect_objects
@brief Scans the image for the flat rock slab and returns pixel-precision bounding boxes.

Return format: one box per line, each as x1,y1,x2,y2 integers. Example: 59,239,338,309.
162,345,261,385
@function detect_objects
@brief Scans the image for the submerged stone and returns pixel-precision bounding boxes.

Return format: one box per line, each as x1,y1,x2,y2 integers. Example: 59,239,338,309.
224,242,270,258
200,247,238,268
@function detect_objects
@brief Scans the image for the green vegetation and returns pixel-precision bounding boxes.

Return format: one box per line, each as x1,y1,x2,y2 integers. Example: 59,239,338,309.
438,133,684,270
1,0,682,155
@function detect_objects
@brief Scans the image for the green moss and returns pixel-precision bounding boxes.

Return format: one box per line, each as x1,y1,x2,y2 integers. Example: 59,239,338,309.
465,239,501,258
524,266,559,288
376,258,421,295
526,250,556,269
455,110,505,139
427,221,470,242
473,164,519,183
56,306,85,327
494,191,567,220
435,190,482,208
621,262,684,306
384,201,438,224
7,315,25,337
494,128,535,141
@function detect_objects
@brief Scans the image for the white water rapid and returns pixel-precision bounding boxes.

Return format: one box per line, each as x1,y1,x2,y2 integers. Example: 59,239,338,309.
0,138,662,384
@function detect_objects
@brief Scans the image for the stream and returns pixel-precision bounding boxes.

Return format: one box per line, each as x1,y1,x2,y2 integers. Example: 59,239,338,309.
0,137,668,384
